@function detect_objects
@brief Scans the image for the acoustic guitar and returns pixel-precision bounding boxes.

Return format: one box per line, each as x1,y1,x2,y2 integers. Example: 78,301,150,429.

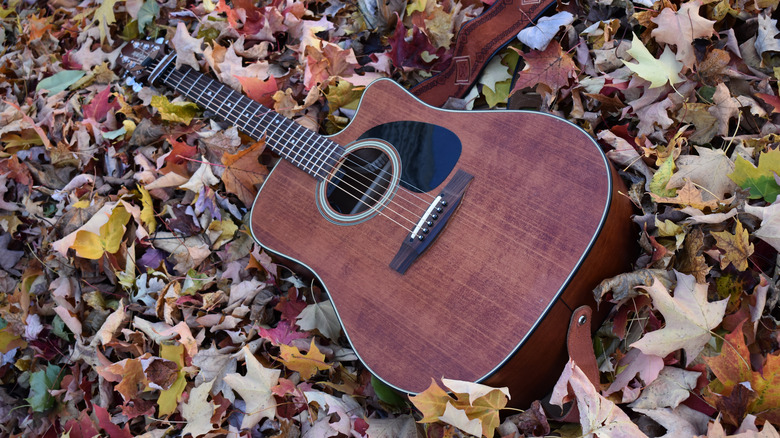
120,41,635,406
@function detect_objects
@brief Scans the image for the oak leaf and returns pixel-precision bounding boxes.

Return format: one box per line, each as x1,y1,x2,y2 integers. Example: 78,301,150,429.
712,220,753,271
631,271,727,365
651,0,716,69
511,41,577,92
221,140,267,206
729,148,780,202
622,33,684,88
277,339,331,379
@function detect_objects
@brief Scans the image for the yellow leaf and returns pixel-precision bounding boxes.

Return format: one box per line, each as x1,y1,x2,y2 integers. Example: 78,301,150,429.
151,95,200,124
137,184,156,232
101,204,130,254
712,220,754,271
406,0,426,15
158,343,186,416
278,340,331,379
0,327,26,353
72,230,104,259
92,0,121,43
408,379,453,423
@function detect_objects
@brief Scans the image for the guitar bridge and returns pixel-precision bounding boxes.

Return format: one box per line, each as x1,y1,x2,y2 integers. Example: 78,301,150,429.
389,169,473,274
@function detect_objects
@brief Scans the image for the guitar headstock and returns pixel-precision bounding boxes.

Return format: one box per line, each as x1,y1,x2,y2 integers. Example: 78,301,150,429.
119,39,166,82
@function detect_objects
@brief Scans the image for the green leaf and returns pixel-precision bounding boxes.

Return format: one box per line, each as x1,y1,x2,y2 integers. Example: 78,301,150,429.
101,127,126,140
371,376,407,408
36,70,86,94
26,364,62,412
729,149,780,202
52,315,71,340
137,0,160,33
151,95,200,124
650,157,677,197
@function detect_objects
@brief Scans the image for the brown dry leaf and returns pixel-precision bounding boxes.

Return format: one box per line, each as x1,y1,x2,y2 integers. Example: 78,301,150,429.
676,227,711,283
698,49,731,86
651,0,716,69
511,41,578,93
678,103,719,144
652,180,720,210
712,220,754,271
221,140,268,206
171,22,204,70
667,146,737,201
593,269,674,304
631,272,728,365
708,83,741,136
550,361,648,437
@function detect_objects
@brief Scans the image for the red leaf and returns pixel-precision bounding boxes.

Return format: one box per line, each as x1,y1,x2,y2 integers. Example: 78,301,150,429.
756,93,780,113
511,41,578,93
83,86,120,123
258,320,309,345
164,135,197,166
387,15,449,70
236,75,279,107
216,0,265,35
62,410,100,438
94,405,133,438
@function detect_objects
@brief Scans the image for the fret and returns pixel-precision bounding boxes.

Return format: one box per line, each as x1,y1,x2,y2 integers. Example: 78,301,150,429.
174,69,187,92
318,141,338,178
215,88,235,120
241,103,261,133
206,84,224,109
192,76,206,106
296,126,319,173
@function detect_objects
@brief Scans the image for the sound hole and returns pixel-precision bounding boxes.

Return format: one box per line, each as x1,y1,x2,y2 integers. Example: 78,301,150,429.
325,146,395,216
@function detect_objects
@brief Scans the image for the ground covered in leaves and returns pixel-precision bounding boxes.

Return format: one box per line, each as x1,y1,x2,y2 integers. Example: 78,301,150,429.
2,0,780,436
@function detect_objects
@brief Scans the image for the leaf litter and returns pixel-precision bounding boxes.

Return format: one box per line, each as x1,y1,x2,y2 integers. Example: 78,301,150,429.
2,0,780,436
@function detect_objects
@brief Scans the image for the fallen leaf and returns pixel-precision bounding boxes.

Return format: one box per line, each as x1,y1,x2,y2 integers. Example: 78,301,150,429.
181,379,216,437
296,301,342,341
711,220,754,271
668,146,736,201
729,148,780,202
511,41,578,92
622,33,684,88
629,366,701,409
171,22,204,71
224,345,280,429
651,0,716,69
277,339,331,379
516,11,575,51
221,140,267,206
631,271,728,365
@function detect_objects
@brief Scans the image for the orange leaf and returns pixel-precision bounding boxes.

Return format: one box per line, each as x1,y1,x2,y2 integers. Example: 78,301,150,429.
277,339,331,379
221,140,268,205
236,75,279,107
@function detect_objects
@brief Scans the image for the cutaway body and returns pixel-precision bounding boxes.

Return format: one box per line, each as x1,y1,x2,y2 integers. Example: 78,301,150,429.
251,79,635,404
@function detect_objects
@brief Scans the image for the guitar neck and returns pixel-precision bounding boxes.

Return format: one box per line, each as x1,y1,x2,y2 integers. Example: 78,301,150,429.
157,62,344,181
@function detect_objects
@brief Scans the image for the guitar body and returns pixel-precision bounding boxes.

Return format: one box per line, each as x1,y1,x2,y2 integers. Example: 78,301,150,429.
250,79,635,404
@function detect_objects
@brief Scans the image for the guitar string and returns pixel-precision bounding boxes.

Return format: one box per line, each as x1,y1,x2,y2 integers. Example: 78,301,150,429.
160,67,423,233
161,65,444,214
163,68,441,227
158,66,514,239
162,68,440,228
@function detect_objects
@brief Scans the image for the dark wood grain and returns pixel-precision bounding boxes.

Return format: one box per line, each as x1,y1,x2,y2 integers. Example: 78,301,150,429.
250,79,634,405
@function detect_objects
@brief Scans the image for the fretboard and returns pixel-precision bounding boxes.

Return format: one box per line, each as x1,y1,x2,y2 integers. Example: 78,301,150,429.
160,64,344,181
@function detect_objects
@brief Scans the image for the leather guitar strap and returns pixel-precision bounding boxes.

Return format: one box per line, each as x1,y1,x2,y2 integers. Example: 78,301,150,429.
551,305,601,422
410,0,557,107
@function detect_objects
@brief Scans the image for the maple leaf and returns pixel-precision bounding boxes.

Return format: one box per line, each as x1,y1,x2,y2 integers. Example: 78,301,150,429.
712,220,754,271
604,347,664,397
631,271,727,365
296,301,342,341
652,180,719,211
628,367,700,409
92,0,120,44
667,146,736,201
709,83,741,137
181,379,216,437
622,33,684,88
651,0,716,69
236,75,278,107
387,16,448,70
439,402,483,436
729,148,780,202
511,41,577,93
408,379,452,422
756,92,780,113
71,204,131,260
224,346,281,429
221,140,267,206
171,22,204,71
277,339,332,379
150,95,200,125
704,321,780,425
550,361,647,437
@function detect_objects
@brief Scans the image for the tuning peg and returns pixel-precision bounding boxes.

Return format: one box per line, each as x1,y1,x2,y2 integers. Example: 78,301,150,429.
125,77,137,86
132,83,143,92
155,37,164,44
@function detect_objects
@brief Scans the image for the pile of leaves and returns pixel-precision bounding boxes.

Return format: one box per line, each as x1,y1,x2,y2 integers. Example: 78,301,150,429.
1,0,780,435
